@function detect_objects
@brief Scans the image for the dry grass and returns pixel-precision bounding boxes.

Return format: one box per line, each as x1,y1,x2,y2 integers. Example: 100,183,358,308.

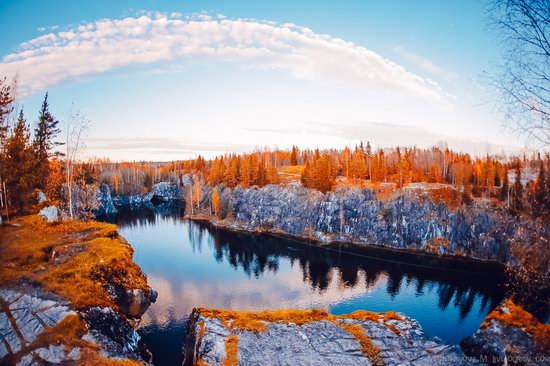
0,215,149,365
277,165,305,175
199,308,403,333
198,308,331,332
0,215,149,311
337,323,384,366
198,307,407,365
482,299,550,351
221,334,239,366
427,187,463,210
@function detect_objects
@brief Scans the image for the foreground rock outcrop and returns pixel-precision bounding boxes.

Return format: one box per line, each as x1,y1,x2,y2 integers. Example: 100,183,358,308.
182,308,476,366
461,299,550,365
0,289,150,365
0,216,157,365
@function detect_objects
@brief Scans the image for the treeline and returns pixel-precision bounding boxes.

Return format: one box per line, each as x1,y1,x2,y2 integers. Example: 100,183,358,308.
180,144,548,218
0,77,100,218
0,78,63,213
90,143,549,219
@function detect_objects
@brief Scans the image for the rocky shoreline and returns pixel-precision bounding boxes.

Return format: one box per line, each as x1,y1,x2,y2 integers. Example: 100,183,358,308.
98,180,521,265
182,302,549,366
0,216,157,365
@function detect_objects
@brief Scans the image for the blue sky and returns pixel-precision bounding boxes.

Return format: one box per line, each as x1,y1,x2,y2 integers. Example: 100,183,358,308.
0,0,520,161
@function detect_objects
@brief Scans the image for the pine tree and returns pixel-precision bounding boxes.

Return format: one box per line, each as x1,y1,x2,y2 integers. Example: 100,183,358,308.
0,78,14,149
33,93,62,189
0,78,15,198
267,164,280,184
290,145,298,165
366,141,372,180
5,110,35,211
301,160,313,188
510,165,524,217
500,168,509,204
224,155,240,188
531,159,548,218
255,159,267,187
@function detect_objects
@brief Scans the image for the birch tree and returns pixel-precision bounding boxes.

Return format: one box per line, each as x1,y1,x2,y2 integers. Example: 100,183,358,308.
64,104,90,219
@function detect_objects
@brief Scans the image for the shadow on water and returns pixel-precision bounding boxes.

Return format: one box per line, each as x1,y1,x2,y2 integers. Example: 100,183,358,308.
98,204,549,366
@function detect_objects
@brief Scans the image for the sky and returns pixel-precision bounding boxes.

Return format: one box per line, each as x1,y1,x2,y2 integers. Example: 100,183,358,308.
0,0,526,161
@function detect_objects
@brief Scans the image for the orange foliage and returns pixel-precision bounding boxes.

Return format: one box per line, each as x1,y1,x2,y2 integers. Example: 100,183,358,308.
221,335,239,366
337,323,384,366
482,299,550,351
0,216,149,311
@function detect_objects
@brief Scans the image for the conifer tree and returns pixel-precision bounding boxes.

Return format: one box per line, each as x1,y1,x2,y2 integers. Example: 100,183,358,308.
531,159,548,218
366,141,372,180
5,110,35,211
0,78,15,198
500,167,509,204
510,165,524,217
33,93,62,189
255,159,267,186
290,145,298,165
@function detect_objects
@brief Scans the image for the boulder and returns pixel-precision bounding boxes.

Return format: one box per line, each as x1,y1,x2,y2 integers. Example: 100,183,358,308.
82,307,151,362
182,308,477,366
38,205,58,222
461,299,550,365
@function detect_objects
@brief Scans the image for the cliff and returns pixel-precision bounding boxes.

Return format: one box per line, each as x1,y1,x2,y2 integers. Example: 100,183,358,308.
0,216,157,365
182,308,474,366
204,183,517,263
98,180,519,263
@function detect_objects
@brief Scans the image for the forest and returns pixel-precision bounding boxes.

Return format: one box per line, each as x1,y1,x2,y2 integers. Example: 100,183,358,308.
0,75,549,222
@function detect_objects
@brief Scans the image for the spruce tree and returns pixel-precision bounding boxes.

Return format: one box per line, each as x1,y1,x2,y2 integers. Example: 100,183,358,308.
5,110,35,211
290,145,298,165
531,159,548,218
0,78,15,190
510,165,524,217
500,168,509,203
33,93,61,189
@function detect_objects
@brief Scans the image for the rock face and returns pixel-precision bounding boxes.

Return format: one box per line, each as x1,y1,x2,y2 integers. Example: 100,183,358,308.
97,182,182,212
182,308,476,366
96,184,118,215
461,299,550,366
0,289,76,360
0,289,152,365
208,184,515,263
82,307,151,361
97,178,518,265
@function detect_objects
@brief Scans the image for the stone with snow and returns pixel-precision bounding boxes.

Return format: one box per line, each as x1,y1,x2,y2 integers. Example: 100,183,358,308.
182,308,476,366
38,205,58,222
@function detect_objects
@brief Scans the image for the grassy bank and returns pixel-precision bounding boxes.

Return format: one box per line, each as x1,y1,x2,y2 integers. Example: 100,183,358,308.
0,215,151,365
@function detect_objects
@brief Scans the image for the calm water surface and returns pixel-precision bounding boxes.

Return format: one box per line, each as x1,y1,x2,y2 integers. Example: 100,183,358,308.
102,204,506,366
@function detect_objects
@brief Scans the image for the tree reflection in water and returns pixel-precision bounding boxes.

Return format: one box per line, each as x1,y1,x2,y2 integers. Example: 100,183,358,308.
102,203,508,321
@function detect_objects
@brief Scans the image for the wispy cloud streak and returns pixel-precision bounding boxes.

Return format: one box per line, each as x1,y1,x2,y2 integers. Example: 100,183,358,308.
1,13,450,102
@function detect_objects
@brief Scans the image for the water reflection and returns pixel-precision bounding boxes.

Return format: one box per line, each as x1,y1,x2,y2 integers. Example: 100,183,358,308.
101,204,507,365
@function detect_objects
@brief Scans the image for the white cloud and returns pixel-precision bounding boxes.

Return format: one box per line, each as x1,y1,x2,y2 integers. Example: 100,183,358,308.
1,14,452,103
393,45,458,82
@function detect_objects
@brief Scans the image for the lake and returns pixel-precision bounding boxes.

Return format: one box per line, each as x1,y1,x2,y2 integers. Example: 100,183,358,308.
101,204,506,366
